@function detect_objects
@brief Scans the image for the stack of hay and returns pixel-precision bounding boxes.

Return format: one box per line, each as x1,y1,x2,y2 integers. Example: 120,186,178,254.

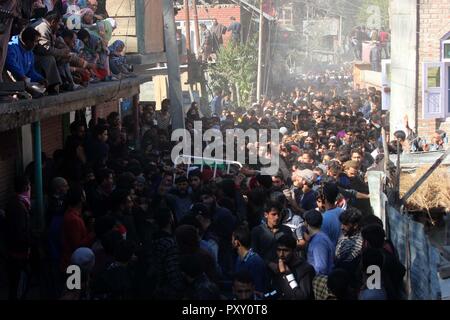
399,166,450,213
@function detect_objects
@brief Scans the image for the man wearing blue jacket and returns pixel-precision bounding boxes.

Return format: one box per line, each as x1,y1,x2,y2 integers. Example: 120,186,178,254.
6,27,47,88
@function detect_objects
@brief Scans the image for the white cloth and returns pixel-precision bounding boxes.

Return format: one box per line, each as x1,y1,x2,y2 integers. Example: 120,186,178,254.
44,0,54,11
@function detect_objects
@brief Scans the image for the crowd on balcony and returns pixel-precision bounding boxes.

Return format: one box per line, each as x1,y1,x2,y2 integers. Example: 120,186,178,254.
348,26,390,71
0,0,134,102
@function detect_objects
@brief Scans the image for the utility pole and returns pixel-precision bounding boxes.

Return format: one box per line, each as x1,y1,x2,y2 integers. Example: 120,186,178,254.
336,15,343,64
264,21,272,96
192,0,201,57
306,0,310,63
184,0,191,52
163,0,184,130
256,0,264,102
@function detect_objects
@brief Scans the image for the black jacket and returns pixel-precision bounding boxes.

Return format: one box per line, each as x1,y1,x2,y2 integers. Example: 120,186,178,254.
5,195,31,257
271,256,316,300
251,223,294,263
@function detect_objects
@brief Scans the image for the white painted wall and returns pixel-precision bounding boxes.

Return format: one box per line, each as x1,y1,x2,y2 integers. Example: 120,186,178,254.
390,0,418,135
21,125,33,170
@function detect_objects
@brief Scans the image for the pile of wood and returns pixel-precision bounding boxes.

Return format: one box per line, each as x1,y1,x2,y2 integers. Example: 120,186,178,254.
400,166,450,213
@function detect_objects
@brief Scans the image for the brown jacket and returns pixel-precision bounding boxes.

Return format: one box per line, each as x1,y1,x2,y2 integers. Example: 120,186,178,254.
55,36,89,68
32,18,67,57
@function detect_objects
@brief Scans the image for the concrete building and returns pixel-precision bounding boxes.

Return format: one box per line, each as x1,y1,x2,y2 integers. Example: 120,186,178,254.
390,0,450,141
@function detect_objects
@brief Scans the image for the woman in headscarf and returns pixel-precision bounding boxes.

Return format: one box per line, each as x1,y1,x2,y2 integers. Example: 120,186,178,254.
80,7,94,28
108,40,134,76
80,9,117,80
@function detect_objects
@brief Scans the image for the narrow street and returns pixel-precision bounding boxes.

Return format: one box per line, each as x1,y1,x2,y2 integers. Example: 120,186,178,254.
0,0,449,304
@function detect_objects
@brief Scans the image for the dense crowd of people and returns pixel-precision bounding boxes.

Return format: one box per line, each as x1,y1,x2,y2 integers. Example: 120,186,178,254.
6,56,437,300
348,25,390,71
0,0,134,102
0,3,446,302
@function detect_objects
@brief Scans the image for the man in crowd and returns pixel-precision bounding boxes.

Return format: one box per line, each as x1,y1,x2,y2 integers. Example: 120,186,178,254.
232,224,268,293
4,176,32,300
269,235,315,300
228,16,241,44
5,26,48,94
303,209,335,276
32,10,68,95
200,23,212,62
210,18,227,54
251,201,294,263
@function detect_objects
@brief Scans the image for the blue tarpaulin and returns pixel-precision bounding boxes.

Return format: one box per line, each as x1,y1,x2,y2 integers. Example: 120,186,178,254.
387,206,441,300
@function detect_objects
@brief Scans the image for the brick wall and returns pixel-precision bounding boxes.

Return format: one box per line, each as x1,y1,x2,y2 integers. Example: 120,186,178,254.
417,0,450,141
0,130,18,208
96,100,120,119
40,115,63,158
176,4,241,46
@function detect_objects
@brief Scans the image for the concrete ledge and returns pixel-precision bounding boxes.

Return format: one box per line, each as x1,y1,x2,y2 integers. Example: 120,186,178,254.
390,150,450,168
439,262,450,279
0,74,151,133
126,52,166,65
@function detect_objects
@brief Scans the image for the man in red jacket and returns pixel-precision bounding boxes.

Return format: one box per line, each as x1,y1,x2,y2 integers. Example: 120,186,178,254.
61,185,95,271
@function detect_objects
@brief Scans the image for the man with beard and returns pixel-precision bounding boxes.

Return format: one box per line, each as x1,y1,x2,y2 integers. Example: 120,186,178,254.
293,110,314,131
276,109,287,128
343,160,373,216
335,208,363,275
269,235,315,300
270,191,304,245
188,169,203,200
165,176,193,223
210,18,227,54
271,173,285,192
350,147,373,174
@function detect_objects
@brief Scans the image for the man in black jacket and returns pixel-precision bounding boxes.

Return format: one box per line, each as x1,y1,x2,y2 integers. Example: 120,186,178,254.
151,208,185,299
5,175,32,300
251,201,294,263
270,235,315,300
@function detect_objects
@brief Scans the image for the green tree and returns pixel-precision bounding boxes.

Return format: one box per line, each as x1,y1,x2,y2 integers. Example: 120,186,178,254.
209,38,258,108
357,0,389,29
